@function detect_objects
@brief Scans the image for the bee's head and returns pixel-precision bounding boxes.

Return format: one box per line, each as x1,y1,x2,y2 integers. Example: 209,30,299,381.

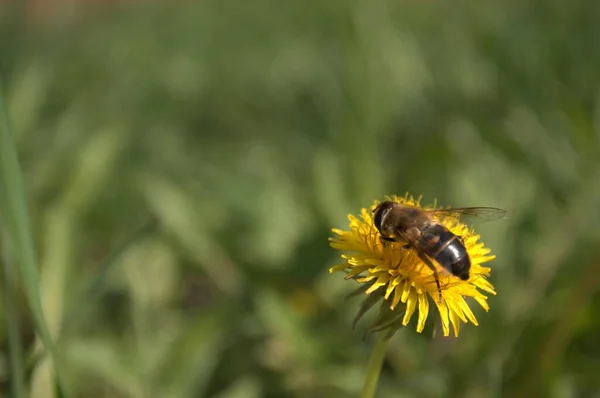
372,201,395,233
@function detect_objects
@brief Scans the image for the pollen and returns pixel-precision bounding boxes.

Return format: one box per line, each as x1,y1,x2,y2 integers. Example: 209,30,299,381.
329,193,497,337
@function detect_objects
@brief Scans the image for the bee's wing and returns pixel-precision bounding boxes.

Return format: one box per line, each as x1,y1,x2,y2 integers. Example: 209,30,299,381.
423,207,507,225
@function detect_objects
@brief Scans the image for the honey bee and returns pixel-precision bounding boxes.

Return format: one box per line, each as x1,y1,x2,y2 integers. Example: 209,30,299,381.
372,201,506,302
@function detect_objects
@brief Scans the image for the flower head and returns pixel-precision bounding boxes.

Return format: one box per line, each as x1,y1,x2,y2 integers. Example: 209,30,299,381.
329,194,497,337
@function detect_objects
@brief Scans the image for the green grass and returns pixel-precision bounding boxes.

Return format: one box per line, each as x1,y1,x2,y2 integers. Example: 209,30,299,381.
0,83,64,395
2,228,26,398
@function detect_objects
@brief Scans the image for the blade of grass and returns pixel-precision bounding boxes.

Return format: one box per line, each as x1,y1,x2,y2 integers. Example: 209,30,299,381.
0,82,67,394
2,230,26,398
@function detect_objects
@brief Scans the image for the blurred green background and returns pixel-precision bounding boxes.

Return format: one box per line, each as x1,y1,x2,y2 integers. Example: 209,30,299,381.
1,0,600,397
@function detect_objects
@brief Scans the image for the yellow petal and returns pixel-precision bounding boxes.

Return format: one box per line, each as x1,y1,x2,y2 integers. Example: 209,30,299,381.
391,284,403,310
446,297,467,323
402,289,418,326
365,274,389,294
416,292,429,333
401,279,411,303
449,309,461,337
473,278,496,295
329,264,348,273
434,298,451,337
385,277,399,300
356,274,377,283
459,298,478,325
474,295,490,311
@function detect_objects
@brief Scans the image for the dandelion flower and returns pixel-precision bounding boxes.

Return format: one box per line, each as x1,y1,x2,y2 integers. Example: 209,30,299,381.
329,194,498,337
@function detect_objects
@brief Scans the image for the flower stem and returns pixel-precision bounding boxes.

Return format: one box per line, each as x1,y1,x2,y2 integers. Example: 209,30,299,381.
360,332,389,398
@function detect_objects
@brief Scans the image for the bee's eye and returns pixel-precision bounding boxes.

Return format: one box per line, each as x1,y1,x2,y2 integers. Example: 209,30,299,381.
373,203,391,230
373,208,384,230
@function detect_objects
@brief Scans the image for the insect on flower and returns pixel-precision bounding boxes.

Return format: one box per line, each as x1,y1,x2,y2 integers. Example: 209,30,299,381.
329,194,506,337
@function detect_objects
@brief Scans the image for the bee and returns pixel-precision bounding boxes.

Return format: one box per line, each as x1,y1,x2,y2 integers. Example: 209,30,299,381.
372,200,506,302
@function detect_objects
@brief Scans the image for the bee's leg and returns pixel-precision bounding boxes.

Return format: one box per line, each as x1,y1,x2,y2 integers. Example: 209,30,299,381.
380,236,410,251
415,250,443,303
379,236,396,245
